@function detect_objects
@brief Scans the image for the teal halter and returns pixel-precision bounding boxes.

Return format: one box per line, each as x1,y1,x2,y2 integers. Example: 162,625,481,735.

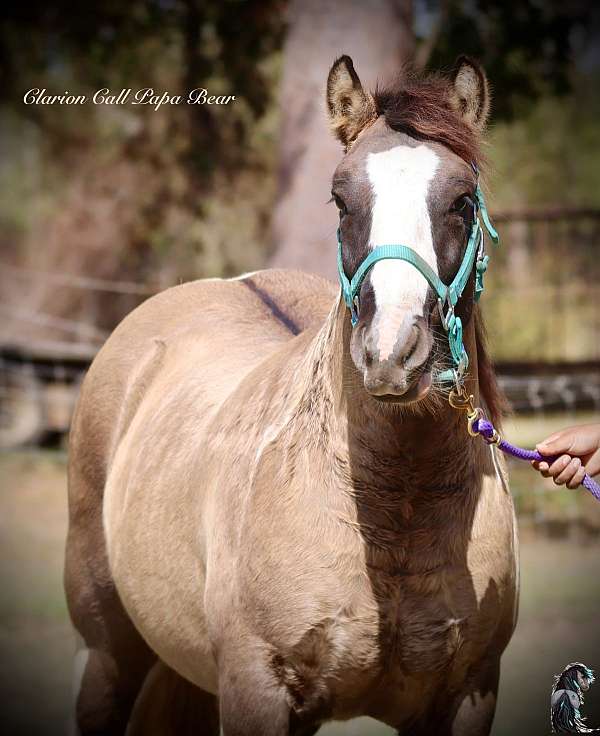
337,180,499,384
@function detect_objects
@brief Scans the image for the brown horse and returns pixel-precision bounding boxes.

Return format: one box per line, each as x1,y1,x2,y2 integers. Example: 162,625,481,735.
65,55,518,736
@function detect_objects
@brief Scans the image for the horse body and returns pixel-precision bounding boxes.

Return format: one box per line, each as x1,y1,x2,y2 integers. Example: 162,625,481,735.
100,272,332,693
67,268,517,734
66,55,519,735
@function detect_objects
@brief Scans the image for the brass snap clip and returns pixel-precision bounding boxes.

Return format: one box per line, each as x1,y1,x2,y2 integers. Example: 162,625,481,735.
448,386,475,414
448,387,486,439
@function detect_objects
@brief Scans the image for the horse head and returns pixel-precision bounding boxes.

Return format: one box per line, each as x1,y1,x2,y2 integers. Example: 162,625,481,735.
327,55,490,405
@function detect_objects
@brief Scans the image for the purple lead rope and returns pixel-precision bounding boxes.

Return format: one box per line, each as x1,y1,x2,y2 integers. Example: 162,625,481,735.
472,418,600,501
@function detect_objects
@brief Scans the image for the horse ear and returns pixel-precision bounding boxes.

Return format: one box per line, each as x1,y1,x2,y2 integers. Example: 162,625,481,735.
449,56,490,132
327,55,377,148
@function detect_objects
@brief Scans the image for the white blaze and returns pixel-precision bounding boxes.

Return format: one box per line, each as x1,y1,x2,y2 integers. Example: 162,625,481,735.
366,144,439,358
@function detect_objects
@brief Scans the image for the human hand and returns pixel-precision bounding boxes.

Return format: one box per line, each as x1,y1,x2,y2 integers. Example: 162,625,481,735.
531,423,600,489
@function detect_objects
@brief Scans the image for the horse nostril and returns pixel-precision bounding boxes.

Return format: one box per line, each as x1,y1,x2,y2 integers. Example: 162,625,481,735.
365,349,374,367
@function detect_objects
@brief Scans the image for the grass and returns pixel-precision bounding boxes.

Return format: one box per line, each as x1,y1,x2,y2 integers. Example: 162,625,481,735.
0,450,73,736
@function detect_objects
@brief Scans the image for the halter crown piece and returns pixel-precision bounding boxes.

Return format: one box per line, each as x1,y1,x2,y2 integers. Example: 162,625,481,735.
337,163,499,385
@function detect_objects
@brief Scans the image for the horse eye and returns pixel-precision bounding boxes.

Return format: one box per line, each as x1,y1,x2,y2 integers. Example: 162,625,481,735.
450,194,473,214
332,194,347,215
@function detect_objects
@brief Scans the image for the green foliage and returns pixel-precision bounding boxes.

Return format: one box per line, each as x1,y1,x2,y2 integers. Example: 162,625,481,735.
426,0,594,121
2,0,599,360
488,74,600,208
479,70,600,361
0,0,285,327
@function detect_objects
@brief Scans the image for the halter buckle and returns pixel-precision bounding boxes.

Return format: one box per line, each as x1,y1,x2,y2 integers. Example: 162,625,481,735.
454,352,468,383
350,296,360,326
437,297,453,331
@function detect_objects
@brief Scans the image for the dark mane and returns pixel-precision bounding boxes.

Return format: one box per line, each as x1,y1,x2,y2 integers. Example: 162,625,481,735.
373,70,483,166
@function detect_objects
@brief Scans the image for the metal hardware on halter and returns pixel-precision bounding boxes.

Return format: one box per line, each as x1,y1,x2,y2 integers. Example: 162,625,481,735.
450,391,501,443
448,387,499,441
466,407,485,437
437,297,453,331
452,351,468,386
448,385,476,413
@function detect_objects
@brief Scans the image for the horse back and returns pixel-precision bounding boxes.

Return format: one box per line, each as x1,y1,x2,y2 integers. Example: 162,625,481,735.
70,268,336,477
68,268,337,564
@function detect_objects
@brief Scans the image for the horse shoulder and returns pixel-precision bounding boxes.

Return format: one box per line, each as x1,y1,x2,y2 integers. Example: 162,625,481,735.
202,379,382,706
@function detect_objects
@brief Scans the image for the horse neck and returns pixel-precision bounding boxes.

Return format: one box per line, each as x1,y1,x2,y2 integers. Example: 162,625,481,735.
303,294,484,490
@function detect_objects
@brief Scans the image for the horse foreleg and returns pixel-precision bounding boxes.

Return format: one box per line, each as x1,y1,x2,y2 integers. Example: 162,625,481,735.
65,476,156,735
127,661,219,735
391,657,500,736
439,657,501,736
290,726,320,736
218,640,292,736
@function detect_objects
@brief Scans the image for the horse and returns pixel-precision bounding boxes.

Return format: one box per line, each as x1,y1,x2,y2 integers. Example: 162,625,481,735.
65,55,519,736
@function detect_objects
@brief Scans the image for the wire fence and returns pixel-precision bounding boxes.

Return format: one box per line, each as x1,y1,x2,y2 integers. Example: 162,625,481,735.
1,205,599,464
1,263,159,296
488,207,600,362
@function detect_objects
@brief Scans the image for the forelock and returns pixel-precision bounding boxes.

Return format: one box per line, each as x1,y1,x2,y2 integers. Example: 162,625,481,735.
372,68,484,168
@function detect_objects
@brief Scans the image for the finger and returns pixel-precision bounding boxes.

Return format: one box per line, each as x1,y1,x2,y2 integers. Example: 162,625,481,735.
554,457,581,486
547,455,571,479
585,448,600,478
567,464,587,490
536,461,550,477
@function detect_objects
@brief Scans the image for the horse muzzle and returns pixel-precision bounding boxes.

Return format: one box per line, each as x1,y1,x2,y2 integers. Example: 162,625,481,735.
352,313,434,403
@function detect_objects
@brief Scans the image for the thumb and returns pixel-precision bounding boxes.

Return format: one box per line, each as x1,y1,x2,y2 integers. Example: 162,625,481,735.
536,425,599,458
536,428,580,456
536,433,565,454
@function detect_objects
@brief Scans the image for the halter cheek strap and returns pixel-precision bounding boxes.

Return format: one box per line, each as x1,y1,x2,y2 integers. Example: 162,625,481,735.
337,181,499,384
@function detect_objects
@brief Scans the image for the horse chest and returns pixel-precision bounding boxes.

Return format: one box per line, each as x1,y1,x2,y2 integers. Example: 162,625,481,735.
270,567,481,723
368,567,475,672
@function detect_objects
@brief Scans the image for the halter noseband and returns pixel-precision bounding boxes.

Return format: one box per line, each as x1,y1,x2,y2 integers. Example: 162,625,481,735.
337,166,499,385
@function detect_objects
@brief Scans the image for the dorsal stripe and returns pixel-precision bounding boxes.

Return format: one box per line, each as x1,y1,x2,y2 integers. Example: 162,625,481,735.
242,277,301,336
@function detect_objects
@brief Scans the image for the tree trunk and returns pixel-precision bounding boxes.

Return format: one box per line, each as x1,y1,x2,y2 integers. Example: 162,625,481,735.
270,0,415,279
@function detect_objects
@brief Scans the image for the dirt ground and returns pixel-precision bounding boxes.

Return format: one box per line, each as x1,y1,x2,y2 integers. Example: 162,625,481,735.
1,449,600,736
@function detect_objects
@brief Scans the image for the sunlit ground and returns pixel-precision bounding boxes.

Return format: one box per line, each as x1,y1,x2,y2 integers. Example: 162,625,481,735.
1,410,599,735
